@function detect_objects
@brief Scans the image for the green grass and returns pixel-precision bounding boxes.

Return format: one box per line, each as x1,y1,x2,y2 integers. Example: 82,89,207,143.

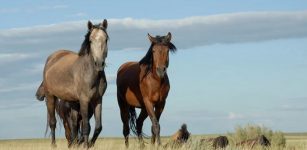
0,133,306,150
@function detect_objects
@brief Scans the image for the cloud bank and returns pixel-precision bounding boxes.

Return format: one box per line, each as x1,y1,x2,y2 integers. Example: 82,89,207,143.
1,11,307,54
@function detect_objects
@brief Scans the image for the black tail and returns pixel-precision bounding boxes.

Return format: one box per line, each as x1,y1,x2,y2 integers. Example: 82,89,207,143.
128,107,138,135
128,107,149,138
35,81,45,101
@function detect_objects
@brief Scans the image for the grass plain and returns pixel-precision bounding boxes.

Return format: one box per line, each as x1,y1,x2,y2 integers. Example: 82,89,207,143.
0,133,306,150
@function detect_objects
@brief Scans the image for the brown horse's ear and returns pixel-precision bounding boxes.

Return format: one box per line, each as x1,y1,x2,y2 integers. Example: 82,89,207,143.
148,33,156,43
88,21,93,30
102,19,108,29
166,32,172,42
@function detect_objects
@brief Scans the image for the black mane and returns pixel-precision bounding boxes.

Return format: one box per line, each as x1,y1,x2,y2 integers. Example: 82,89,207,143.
78,24,109,56
78,31,91,56
139,35,177,75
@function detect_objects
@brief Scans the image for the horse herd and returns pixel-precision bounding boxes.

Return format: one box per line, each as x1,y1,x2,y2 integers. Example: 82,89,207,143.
34,19,272,149
35,19,176,148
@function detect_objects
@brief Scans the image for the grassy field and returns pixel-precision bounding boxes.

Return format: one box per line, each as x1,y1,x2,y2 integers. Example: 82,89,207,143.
0,133,307,150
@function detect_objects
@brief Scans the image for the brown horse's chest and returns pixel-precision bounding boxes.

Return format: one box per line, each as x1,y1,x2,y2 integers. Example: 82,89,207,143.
140,80,165,103
150,91,161,102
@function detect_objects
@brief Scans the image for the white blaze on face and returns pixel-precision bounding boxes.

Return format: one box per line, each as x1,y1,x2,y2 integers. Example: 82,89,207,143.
90,28,108,70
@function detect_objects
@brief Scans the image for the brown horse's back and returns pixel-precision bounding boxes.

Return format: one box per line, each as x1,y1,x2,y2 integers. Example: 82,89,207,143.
117,62,143,107
44,50,79,101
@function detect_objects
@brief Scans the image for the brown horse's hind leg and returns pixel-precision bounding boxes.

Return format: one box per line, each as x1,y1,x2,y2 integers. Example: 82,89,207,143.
121,110,130,148
64,121,72,147
46,94,57,147
136,108,148,146
68,107,79,147
117,94,130,147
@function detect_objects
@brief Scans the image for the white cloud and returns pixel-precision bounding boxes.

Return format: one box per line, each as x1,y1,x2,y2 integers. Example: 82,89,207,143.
0,53,37,64
0,5,68,14
23,63,45,75
1,11,307,53
52,5,68,9
0,82,39,93
74,12,87,17
228,112,245,120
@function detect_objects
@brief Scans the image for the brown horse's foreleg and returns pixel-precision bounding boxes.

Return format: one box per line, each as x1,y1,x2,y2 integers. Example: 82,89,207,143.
89,98,102,147
46,95,57,147
80,100,90,148
117,94,130,147
144,100,160,145
136,108,148,146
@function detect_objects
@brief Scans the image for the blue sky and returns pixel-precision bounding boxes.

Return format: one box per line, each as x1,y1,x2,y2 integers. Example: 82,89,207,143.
0,0,307,139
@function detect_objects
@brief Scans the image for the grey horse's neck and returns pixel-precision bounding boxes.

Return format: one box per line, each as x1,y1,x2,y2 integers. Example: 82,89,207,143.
75,54,101,84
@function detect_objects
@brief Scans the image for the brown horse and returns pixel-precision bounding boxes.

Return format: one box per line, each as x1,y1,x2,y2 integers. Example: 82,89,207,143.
171,124,191,143
163,124,191,148
116,32,177,147
35,20,108,148
54,99,94,147
236,135,271,149
201,136,229,149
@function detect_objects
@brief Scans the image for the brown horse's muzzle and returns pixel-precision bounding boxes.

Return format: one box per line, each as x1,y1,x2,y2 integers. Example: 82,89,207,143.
156,67,166,78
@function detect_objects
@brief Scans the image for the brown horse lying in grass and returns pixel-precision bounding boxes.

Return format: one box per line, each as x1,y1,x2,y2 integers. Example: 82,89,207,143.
201,136,229,149
236,135,271,149
164,124,190,148
55,100,93,147
171,124,191,143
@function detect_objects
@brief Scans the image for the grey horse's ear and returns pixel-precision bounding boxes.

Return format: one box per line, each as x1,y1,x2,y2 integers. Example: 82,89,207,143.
166,32,172,42
148,33,156,43
102,19,108,29
88,21,93,30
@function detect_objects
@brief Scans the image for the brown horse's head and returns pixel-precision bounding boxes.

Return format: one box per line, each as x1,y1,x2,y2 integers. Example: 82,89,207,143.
141,32,176,78
79,19,109,71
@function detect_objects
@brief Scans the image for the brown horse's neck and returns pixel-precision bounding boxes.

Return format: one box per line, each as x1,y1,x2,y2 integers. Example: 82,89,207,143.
141,63,164,83
151,63,161,80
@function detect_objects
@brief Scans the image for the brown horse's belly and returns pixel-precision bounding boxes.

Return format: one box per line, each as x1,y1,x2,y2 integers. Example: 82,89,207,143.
125,87,141,107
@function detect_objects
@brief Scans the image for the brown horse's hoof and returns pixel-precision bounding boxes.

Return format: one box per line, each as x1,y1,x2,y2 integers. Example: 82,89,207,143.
139,143,145,149
125,140,129,148
88,141,94,148
51,143,57,148
83,143,89,149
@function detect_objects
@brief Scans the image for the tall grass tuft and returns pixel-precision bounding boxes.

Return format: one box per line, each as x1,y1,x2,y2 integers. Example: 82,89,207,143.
227,124,286,148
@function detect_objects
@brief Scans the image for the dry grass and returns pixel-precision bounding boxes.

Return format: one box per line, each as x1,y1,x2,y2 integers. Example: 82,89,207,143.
0,133,307,150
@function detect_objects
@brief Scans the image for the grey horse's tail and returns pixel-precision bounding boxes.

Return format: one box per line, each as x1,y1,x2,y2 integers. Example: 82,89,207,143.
35,81,45,101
